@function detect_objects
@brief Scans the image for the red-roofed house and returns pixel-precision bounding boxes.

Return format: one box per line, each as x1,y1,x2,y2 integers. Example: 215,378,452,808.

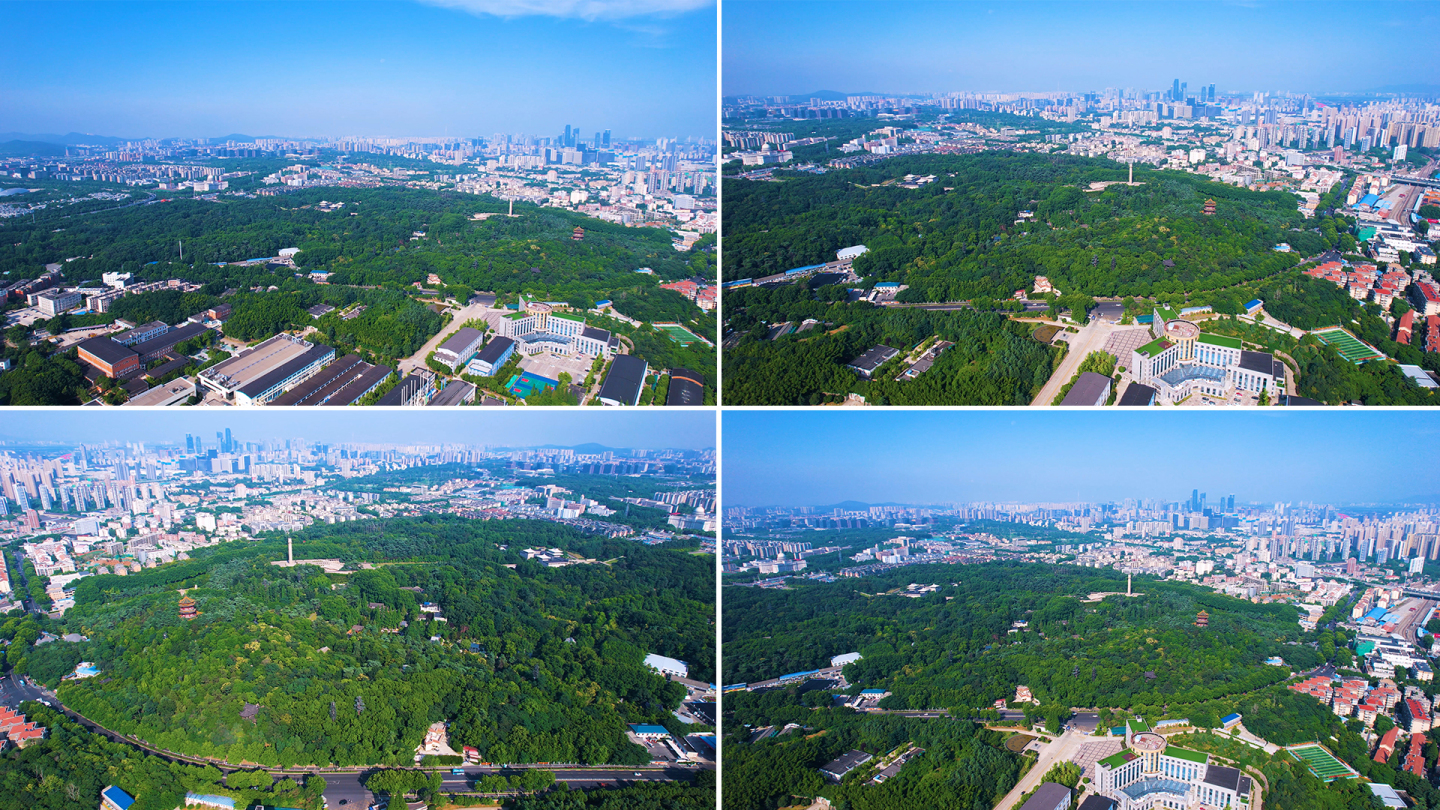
1405,732,1427,776
1375,727,1399,762
6,722,45,748
1398,309,1415,345
1426,315,1440,353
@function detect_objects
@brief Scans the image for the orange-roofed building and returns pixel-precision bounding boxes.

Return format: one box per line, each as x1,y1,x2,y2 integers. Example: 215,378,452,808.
1406,732,1427,776
1375,727,1399,762
1397,309,1415,345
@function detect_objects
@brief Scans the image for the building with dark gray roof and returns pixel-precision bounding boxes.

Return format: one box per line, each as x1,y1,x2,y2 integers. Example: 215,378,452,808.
1077,795,1118,810
819,749,872,782
846,345,899,378
434,327,485,370
130,322,212,362
1018,783,1072,810
1117,382,1157,406
1060,371,1111,406
665,368,706,406
465,336,516,377
598,354,648,406
429,380,477,406
77,337,140,378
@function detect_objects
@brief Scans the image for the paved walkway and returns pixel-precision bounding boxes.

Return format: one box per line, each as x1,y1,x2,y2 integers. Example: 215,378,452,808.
1236,310,1304,339
993,729,1085,810
397,300,496,376
1031,320,1115,406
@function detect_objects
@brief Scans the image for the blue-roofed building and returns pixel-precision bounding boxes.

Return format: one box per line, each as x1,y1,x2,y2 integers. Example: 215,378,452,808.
1244,299,1263,314
1360,193,1380,207
1366,607,1389,622
874,282,901,290
786,264,825,276
101,785,135,810
1221,713,1242,729
184,794,236,810
629,724,671,738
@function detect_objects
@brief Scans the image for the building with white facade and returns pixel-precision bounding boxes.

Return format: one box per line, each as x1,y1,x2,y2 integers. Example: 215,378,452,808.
1093,722,1250,810
496,298,616,360
1130,308,1282,403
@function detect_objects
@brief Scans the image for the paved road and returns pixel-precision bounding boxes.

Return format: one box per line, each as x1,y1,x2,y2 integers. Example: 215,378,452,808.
0,674,47,708
1031,319,1113,406
993,729,1083,810
396,299,497,376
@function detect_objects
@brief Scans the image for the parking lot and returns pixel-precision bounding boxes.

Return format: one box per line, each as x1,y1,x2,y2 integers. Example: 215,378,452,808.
520,351,594,385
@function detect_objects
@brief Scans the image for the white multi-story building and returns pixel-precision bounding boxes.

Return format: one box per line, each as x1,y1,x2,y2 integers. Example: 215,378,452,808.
497,299,615,359
1094,724,1250,809
1131,309,1281,403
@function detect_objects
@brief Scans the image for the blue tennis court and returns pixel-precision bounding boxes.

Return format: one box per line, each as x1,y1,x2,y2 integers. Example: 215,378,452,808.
506,371,559,397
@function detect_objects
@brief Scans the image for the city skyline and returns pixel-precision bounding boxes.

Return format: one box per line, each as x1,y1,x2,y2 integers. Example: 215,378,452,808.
723,1,1440,98
0,410,716,450
724,411,1440,507
0,0,717,140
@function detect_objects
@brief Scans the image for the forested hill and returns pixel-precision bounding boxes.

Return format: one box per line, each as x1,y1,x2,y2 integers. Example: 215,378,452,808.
722,296,1055,406
723,152,1320,303
20,515,713,769
723,562,1309,714
1,186,712,324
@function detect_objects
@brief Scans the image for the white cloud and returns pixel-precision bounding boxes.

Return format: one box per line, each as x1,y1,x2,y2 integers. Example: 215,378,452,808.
414,0,713,20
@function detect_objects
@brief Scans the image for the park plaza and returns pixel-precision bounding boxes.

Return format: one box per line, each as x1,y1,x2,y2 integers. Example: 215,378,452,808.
1130,308,1282,403
1092,720,1250,810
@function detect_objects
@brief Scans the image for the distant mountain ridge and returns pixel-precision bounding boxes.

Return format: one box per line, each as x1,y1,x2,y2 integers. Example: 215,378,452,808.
0,131,284,146
0,131,130,146
0,140,67,157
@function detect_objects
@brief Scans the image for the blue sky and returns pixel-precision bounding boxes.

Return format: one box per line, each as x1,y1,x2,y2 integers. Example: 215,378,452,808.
0,0,715,140
724,1,1440,98
0,410,715,450
723,411,1440,506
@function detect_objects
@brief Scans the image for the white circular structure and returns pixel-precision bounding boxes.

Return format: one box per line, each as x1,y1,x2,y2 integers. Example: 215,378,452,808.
1131,732,1165,752
1163,319,1200,341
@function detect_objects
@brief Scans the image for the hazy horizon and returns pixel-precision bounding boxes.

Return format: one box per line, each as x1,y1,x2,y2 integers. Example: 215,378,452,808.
1,0,717,141
724,411,1440,507
723,1,1440,99
0,410,716,451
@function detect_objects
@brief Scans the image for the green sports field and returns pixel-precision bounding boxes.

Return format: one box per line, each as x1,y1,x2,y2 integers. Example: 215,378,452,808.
1286,744,1358,781
656,323,703,346
1312,327,1384,363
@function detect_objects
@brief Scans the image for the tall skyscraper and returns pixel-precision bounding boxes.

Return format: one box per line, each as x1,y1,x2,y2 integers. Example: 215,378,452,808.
602,129,611,148
1191,488,1199,512
1172,79,1181,101
225,428,233,453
